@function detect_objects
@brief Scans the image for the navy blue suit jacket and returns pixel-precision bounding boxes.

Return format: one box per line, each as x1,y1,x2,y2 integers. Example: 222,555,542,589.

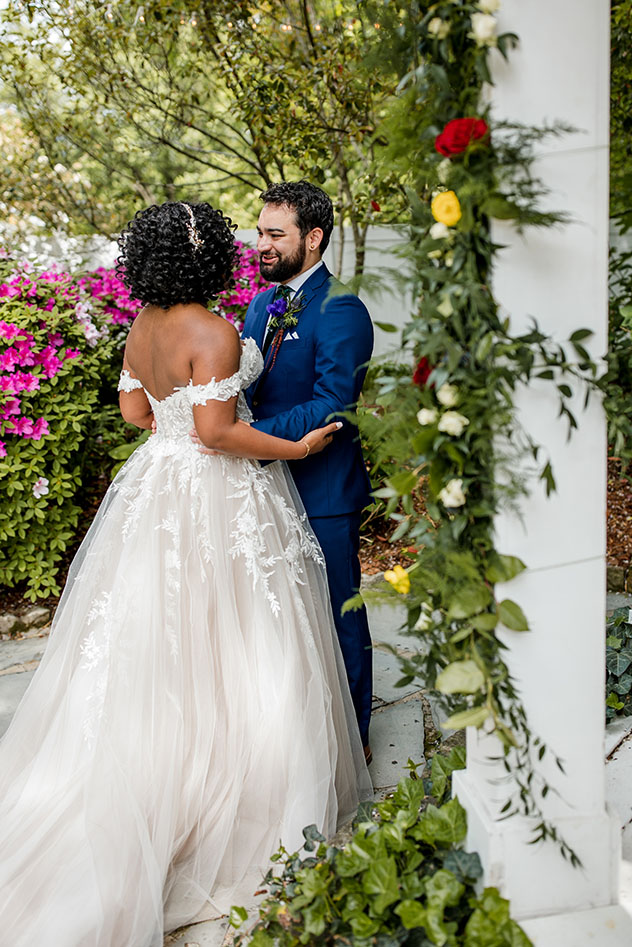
242,264,374,517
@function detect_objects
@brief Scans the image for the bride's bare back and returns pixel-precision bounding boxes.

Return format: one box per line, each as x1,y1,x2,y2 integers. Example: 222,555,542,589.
123,303,239,403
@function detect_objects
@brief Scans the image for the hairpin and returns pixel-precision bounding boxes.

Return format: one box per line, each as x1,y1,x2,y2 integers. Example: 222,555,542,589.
181,203,204,250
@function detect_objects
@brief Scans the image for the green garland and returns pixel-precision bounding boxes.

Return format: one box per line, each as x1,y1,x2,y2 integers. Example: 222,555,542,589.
349,0,605,862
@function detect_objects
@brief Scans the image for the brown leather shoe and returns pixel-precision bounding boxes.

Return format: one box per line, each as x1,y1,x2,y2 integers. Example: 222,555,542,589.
363,745,373,766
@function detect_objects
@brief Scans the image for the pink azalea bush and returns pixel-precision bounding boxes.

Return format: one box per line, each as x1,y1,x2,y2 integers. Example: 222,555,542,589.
0,242,264,600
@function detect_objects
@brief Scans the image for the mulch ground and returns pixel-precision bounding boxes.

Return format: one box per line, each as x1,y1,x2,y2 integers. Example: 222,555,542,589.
2,457,632,617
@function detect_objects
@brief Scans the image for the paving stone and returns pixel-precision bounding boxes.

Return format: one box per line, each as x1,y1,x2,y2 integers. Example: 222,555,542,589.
0,613,21,636
369,695,425,791
164,916,231,947
0,635,48,672
367,601,411,653
0,670,35,738
373,646,420,704
20,605,51,628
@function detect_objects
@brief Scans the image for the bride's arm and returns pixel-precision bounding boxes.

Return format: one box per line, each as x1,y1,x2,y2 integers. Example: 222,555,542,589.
118,355,154,429
192,325,337,460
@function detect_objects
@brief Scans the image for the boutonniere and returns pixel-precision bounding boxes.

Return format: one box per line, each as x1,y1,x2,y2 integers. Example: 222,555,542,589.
266,291,305,331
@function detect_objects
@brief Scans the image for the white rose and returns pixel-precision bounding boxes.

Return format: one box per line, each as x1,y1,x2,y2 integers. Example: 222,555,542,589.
437,158,452,184
437,383,458,407
430,221,450,240
414,605,433,631
428,17,450,39
470,12,497,45
438,411,469,436
37,154,49,165
417,408,438,426
53,163,66,174
438,478,466,508
478,0,500,12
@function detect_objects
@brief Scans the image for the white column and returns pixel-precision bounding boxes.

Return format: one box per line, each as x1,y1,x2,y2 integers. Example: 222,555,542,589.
451,2,632,941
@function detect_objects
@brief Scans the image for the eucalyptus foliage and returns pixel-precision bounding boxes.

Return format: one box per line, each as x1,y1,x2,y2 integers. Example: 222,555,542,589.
343,1,608,863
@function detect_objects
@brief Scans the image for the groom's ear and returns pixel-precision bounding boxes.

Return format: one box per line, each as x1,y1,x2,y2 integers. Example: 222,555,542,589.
308,228,324,254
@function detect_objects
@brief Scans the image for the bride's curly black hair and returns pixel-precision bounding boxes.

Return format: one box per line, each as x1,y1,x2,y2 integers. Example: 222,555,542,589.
116,201,239,309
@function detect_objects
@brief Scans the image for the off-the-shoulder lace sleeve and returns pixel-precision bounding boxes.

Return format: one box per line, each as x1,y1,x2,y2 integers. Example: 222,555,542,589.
186,370,242,406
118,369,144,393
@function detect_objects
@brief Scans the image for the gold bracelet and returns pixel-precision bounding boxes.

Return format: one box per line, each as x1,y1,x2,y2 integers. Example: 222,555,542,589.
301,439,311,458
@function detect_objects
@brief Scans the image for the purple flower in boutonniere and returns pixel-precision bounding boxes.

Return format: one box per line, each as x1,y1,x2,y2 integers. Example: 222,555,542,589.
266,292,305,331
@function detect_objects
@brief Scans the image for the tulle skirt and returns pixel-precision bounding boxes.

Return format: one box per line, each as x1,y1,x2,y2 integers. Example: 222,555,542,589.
0,435,371,946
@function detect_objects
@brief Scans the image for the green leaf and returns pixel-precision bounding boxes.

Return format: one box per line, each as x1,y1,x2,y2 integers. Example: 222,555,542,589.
229,905,249,928
387,470,418,495
363,855,400,914
443,706,490,731
396,899,427,930
606,649,632,676
436,660,485,696
374,320,399,333
430,746,467,802
415,799,468,847
498,599,530,631
447,584,492,620
485,553,527,584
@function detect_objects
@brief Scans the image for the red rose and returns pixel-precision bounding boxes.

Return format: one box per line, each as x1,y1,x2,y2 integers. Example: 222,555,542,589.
413,357,433,387
435,117,489,157
371,199,381,212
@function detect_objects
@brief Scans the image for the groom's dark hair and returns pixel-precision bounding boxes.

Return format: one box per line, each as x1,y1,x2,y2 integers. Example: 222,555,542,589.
260,181,334,253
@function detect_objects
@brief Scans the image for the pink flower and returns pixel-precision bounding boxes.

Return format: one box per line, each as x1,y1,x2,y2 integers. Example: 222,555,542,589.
31,417,49,440
32,476,49,498
6,416,34,437
0,376,16,393
48,332,64,346
0,348,20,372
15,372,40,392
0,319,21,337
1,397,21,420
0,440,6,458
64,348,81,360
43,298,56,312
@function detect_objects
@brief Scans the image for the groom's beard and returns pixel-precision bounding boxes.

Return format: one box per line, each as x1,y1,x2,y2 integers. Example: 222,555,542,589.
259,238,306,283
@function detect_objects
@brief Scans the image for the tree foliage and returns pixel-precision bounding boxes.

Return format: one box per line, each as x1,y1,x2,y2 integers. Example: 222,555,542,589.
0,1,398,272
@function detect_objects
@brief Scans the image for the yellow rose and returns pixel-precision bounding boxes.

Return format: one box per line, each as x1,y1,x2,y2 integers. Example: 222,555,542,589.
384,564,411,595
431,190,462,227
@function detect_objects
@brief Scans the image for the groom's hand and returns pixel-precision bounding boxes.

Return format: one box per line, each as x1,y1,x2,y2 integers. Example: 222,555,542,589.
189,427,225,455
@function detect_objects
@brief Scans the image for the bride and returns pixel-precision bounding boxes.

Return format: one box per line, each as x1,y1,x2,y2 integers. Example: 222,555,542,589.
0,201,372,946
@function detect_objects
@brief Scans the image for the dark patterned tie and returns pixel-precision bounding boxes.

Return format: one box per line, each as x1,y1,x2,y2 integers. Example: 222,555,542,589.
262,284,292,357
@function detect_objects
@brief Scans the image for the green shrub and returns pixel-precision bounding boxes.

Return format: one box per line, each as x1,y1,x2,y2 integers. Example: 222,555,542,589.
606,606,632,720
233,749,531,947
0,264,117,599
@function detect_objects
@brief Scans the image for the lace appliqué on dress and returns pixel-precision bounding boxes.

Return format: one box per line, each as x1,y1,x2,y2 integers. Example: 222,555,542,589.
118,370,143,393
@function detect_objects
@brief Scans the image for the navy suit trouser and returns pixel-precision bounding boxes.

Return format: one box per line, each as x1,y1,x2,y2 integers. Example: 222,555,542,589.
308,512,372,748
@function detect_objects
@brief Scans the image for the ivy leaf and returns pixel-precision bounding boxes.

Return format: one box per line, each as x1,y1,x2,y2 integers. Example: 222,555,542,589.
436,660,485,696
415,799,468,846
229,905,249,928
606,649,632,676
363,856,400,914
498,599,530,631
395,899,427,930
441,850,483,884
430,746,466,802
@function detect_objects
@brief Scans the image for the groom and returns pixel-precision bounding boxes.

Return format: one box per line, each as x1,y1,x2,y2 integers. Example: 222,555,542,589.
242,181,374,760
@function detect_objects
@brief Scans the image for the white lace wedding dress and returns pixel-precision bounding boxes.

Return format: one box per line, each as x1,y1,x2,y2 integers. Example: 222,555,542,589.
0,337,372,946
